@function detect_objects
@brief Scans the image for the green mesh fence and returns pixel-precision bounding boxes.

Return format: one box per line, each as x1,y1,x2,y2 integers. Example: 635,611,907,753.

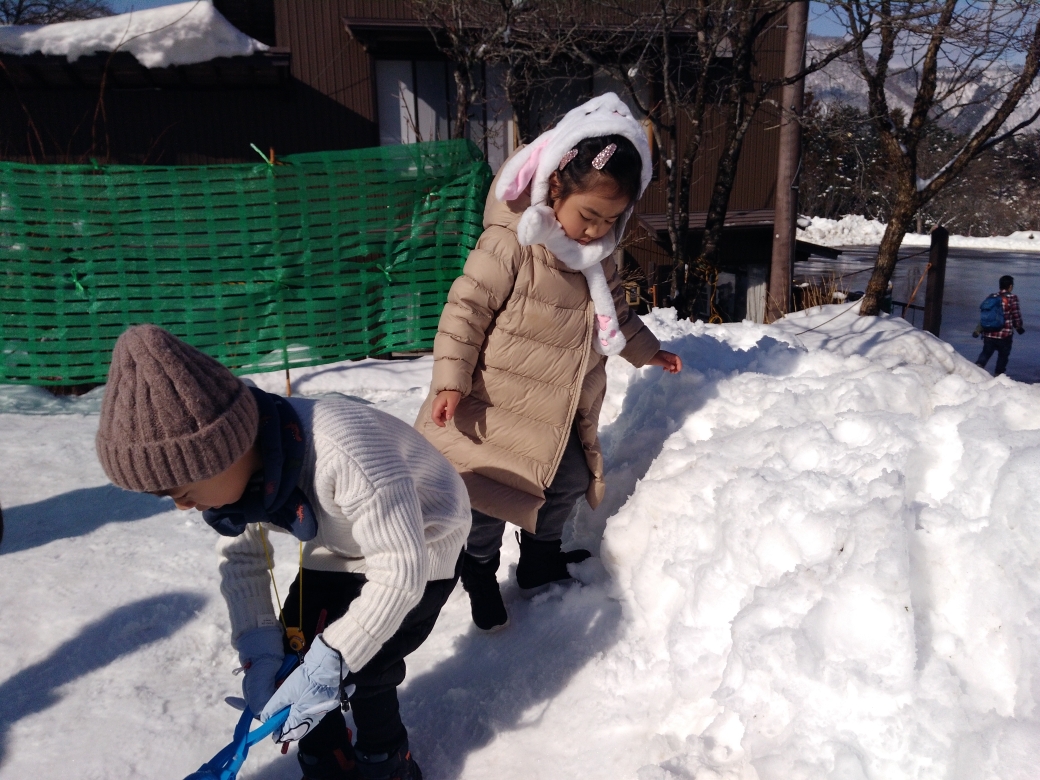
0,140,492,385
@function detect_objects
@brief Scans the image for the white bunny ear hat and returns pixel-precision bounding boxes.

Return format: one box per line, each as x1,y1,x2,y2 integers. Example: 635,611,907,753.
494,92,653,356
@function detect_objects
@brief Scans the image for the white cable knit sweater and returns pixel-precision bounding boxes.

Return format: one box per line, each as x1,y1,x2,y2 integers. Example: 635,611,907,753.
216,396,471,671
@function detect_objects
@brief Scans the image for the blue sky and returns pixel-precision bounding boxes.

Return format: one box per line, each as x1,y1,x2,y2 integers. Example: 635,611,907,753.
808,1,848,38
107,0,177,11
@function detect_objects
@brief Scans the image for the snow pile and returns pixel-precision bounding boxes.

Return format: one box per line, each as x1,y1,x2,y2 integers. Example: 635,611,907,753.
4,308,1040,779
799,214,1040,251
0,0,267,68
798,214,890,246
575,309,1040,779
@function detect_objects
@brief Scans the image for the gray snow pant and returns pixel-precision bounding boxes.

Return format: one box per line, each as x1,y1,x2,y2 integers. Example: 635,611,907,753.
466,424,592,561
976,335,1013,376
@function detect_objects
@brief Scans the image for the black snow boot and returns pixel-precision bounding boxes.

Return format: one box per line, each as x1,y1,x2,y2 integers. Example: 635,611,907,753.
297,720,360,779
515,532,591,591
355,738,422,780
460,551,509,631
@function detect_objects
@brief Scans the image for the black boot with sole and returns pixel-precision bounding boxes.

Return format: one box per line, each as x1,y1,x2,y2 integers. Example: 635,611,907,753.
297,716,360,779
355,737,422,780
460,551,509,631
515,532,591,592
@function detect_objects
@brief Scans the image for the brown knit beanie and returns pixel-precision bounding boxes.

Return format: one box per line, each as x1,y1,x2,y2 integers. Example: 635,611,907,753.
96,324,259,492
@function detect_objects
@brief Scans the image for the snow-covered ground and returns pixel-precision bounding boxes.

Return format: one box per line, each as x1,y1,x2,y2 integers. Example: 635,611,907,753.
0,1,266,68
3,308,1040,779
799,214,1040,252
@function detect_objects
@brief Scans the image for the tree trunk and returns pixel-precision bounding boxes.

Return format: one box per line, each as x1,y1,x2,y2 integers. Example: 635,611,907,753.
767,0,808,323
700,103,750,274
860,197,917,315
452,64,469,140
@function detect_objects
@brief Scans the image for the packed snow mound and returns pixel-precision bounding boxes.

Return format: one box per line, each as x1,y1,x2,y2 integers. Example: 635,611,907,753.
572,309,1040,779
798,214,889,246
799,214,1040,251
0,0,267,68
3,308,1040,780
773,302,986,379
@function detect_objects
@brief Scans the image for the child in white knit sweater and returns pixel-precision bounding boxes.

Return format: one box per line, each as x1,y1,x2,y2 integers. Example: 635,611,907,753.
95,325,470,780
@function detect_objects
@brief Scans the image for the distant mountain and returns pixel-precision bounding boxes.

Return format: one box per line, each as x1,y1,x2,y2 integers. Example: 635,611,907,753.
805,34,1040,136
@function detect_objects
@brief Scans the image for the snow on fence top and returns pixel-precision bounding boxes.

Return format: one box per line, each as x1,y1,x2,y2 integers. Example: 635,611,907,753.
0,0,267,68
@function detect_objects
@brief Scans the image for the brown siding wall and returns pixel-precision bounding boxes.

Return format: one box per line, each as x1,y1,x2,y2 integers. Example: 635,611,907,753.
1,0,783,214
0,1,408,163
636,22,784,218
0,77,376,164
625,21,785,291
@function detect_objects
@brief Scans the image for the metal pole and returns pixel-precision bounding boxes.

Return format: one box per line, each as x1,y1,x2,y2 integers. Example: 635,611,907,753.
923,226,949,337
766,1,809,323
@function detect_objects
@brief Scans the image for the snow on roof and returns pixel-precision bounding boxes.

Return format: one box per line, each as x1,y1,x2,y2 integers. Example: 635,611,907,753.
0,0,268,69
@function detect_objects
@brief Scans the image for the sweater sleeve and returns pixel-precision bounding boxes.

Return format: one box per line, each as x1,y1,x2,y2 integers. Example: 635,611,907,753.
319,456,429,671
432,226,522,397
216,524,280,650
605,255,661,367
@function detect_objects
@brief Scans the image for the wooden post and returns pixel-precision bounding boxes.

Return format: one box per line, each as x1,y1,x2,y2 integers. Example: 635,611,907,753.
923,226,949,337
766,1,809,323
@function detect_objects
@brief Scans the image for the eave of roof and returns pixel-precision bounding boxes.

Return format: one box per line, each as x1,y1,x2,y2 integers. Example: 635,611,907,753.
0,48,290,90
637,209,777,233
636,211,842,260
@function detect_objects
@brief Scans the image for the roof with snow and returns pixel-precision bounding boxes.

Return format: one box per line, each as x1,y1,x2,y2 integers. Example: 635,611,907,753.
0,0,268,69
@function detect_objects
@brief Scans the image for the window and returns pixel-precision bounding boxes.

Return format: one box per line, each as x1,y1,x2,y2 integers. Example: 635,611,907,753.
376,60,452,145
375,59,515,172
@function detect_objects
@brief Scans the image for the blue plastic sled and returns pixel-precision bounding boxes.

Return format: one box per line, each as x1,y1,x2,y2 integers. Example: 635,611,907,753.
184,655,298,780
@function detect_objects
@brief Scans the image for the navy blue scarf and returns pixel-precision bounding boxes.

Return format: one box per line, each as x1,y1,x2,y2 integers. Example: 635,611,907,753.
202,388,317,541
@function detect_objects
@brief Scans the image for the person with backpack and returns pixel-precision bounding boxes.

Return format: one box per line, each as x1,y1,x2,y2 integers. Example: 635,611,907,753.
974,275,1024,376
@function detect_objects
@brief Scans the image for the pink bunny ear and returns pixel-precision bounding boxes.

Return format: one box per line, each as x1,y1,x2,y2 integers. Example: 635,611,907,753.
498,135,552,201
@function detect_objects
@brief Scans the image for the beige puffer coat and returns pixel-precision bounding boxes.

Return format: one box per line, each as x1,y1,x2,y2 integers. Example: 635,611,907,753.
415,173,660,532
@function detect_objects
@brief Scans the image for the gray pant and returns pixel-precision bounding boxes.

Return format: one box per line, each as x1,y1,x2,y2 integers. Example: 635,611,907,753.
466,425,591,561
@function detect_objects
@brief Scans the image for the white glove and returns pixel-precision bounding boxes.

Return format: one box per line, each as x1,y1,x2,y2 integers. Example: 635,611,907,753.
236,626,284,715
258,635,353,743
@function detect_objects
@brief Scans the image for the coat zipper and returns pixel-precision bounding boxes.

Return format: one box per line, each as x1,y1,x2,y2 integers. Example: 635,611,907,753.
545,298,594,486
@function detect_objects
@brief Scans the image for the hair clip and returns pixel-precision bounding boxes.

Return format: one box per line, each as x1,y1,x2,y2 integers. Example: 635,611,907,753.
558,148,578,170
592,143,617,170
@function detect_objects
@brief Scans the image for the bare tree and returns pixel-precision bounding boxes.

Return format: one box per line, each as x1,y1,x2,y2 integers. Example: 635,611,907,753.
824,1,1040,316
414,0,868,317
1,0,111,25
515,1,869,316
414,0,499,140
413,0,556,142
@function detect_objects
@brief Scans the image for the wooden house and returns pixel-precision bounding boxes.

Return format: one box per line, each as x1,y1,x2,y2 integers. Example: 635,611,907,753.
0,0,835,322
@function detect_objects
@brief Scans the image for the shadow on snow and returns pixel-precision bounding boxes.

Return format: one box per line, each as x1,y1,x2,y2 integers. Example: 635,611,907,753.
572,331,803,551
0,592,207,765
229,329,806,780
0,484,172,555
404,331,801,780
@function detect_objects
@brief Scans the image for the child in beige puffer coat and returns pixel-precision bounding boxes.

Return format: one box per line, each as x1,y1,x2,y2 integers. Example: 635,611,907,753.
416,93,682,631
